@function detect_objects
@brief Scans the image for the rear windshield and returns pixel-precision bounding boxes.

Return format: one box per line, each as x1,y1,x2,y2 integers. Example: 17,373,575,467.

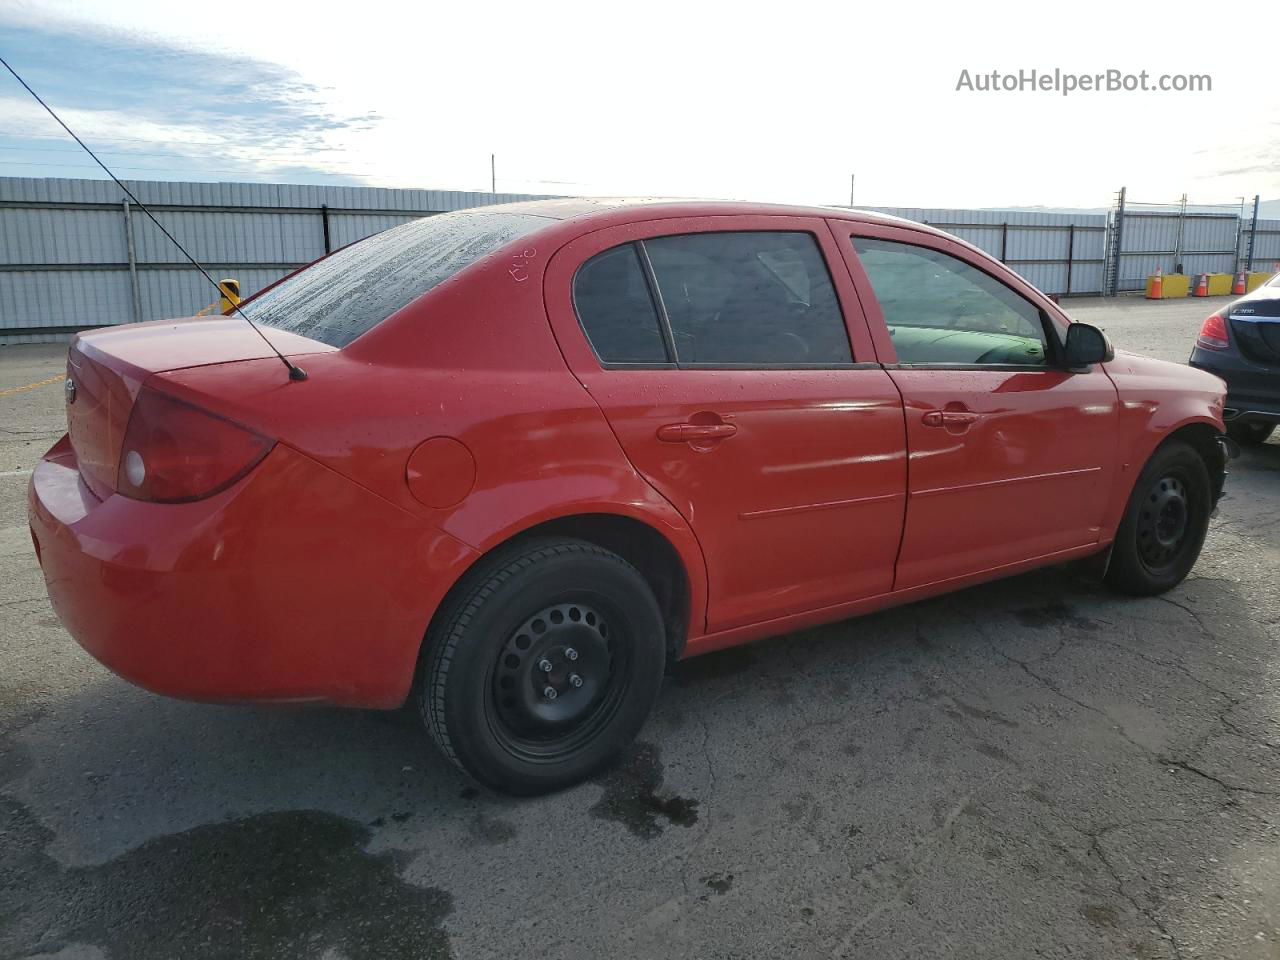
240,210,551,347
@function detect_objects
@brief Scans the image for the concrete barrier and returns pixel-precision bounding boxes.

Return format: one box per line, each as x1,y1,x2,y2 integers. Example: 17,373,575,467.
1145,273,1191,298
1206,273,1234,296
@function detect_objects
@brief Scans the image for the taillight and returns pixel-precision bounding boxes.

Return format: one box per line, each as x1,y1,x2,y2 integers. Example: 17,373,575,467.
116,386,274,503
1196,313,1230,351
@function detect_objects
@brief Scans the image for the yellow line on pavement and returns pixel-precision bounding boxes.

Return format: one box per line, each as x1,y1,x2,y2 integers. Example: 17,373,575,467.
0,373,65,398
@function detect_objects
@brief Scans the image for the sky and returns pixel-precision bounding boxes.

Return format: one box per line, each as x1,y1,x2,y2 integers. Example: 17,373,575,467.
0,0,1276,212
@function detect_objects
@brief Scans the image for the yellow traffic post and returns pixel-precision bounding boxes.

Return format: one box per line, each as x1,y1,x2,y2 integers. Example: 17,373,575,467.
218,278,241,314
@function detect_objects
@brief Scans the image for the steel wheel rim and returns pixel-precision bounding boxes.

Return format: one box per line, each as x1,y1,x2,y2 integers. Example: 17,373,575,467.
484,598,630,762
1136,471,1193,571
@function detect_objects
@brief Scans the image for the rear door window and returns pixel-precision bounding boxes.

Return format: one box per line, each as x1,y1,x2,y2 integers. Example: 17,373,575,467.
851,237,1050,366
241,210,551,348
644,231,852,365
573,244,670,363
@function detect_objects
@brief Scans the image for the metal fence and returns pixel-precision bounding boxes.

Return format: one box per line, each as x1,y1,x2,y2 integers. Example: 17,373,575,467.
1102,190,1280,294
0,178,553,344
860,207,1108,297
3,177,1278,344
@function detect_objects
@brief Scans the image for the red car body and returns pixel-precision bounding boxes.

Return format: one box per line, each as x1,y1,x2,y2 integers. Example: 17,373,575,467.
28,199,1228,712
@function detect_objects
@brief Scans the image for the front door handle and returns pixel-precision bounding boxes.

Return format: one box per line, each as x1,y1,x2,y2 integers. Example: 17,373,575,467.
657,422,738,443
922,410,980,428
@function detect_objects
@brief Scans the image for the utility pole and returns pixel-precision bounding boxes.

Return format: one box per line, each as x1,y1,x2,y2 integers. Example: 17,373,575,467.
1173,193,1187,274
1247,194,1260,272
1107,186,1126,296
490,154,496,194
849,174,855,208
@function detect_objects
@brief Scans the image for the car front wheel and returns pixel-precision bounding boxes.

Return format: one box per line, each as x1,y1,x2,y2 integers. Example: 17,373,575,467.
1105,440,1212,596
418,537,666,795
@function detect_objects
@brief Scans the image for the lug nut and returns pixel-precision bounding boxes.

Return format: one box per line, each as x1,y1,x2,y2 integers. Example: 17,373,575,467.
538,658,553,672
543,686,558,700
565,647,579,661
569,673,584,688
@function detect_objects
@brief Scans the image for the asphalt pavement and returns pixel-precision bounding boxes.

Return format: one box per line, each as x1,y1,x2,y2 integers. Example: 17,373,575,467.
2,295,1278,960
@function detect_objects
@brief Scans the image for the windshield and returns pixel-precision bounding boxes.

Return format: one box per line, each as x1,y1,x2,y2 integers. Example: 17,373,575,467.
240,210,551,347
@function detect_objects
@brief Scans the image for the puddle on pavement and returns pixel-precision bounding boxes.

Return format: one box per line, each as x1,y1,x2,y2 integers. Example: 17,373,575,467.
589,742,699,840
1014,599,1100,631
0,798,453,960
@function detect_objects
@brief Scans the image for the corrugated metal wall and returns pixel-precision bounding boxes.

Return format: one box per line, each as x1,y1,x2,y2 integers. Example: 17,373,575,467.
859,207,1108,297
1242,221,1280,273
1111,210,1242,291
4,178,1276,344
1101,206,1280,294
0,177,554,344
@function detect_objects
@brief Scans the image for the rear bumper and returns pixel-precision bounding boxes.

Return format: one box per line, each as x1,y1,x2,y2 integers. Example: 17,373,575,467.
1189,355,1280,423
1221,401,1280,425
28,436,477,708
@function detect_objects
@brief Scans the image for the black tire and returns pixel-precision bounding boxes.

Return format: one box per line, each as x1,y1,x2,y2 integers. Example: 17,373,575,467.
1226,421,1275,446
1105,441,1212,596
418,537,666,795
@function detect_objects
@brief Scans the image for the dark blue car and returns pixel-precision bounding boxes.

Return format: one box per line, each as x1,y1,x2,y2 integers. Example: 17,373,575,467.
1190,274,1280,445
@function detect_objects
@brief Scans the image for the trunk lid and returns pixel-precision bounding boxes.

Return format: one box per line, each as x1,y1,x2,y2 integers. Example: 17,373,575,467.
65,317,332,498
1225,292,1280,367
1228,315,1280,367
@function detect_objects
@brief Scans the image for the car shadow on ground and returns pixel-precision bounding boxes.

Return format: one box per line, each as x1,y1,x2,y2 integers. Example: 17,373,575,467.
4,537,1277,959
6,557,1264,821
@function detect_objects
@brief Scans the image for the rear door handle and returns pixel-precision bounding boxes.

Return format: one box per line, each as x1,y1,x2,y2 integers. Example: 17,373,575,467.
922,410,980,428
657,422,738,443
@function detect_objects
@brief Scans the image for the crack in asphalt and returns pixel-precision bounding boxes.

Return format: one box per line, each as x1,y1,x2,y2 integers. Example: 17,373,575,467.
965,591,1279,956
986,641,1155,759
1025,801,1219,960
697,711,718,795
980,598,1280,794
1156,757,1280,797
1220,712,1280,754
1154,595,1220,646
1090,634,1241,703
829,770,1007,959
1089,831,1184,960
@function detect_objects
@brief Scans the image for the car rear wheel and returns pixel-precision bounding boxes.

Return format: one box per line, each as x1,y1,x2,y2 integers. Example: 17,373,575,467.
1226,421,1275,446
418,537,666,795
1105,441,1212,596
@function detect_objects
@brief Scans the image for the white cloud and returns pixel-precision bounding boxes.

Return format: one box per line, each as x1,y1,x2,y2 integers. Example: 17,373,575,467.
4,0,1278,206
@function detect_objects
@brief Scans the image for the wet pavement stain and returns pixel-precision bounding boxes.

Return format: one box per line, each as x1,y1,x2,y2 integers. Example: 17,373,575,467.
826,676,853,700
973,741,1019,767
700,872,733,895
589,742,699,840
948,697,1020,729
0,797,453,960
670,644,757,687
1015,600,1100,631
467,811,517,846
1081,903,1120,929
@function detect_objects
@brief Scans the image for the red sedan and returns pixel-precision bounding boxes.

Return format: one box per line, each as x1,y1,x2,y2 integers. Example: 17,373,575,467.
28,199,1229,794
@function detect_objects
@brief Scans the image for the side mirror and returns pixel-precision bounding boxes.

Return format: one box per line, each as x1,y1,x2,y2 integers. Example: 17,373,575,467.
1063,322,1114,369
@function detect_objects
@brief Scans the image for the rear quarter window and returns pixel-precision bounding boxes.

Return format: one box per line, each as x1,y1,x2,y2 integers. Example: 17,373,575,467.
241,210,551,348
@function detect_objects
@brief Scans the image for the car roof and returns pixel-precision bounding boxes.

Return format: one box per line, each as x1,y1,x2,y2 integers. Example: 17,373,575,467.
483,196,946,237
